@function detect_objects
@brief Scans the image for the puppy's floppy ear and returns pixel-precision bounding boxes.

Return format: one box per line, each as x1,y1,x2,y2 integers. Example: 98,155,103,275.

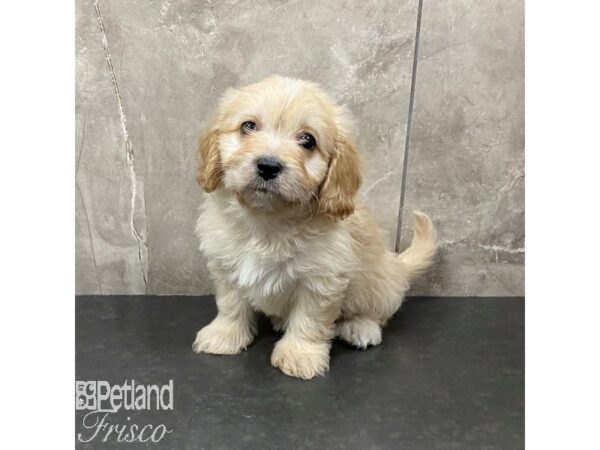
196,88,240,192
196,122,221,193
318,106,362,220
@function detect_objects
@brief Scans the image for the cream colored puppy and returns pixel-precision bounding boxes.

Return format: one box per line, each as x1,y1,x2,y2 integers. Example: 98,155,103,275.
193,75,437,379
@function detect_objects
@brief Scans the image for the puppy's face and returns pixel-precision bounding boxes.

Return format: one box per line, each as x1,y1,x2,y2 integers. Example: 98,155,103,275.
197,76,362,219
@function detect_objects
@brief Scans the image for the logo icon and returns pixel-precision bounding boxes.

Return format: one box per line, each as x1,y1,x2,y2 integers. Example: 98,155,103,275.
75,381,97,410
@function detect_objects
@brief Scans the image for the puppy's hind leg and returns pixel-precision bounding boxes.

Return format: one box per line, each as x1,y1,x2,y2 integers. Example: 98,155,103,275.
270,315,286,333
337,317,382,349
338,254,404,349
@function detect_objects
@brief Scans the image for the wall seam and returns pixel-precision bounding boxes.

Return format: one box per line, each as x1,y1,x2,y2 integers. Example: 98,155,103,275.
395,0,424,253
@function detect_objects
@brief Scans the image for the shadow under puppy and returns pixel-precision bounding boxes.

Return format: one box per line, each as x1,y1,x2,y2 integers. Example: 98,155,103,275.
193,75,437,379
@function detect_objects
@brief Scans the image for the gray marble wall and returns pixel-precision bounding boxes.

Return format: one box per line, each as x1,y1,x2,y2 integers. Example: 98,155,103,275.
76,0,524,296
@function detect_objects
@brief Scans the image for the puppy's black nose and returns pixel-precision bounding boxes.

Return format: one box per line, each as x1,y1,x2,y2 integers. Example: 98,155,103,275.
256,157,283,181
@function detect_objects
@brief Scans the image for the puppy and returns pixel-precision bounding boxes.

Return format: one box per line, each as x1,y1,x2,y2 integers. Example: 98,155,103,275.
193,75,437,379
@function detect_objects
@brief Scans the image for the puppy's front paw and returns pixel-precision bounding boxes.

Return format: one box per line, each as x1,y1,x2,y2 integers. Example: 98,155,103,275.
192,318,254,355
270,338,330,380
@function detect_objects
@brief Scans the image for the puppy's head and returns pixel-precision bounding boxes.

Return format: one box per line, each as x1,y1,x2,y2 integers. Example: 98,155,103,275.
197,75,362,220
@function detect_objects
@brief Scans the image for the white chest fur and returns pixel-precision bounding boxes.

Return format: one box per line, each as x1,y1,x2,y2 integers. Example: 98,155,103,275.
196,194,356,314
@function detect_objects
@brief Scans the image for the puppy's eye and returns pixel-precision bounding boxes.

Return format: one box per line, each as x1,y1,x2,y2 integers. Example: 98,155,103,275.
241,121,257,134
298,132,316,150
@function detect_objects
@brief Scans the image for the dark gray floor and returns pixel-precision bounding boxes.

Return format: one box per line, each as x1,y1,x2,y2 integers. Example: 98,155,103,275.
76,296,524,449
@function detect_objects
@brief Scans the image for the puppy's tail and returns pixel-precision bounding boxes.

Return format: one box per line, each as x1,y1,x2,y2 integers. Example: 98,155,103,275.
397,210,438,283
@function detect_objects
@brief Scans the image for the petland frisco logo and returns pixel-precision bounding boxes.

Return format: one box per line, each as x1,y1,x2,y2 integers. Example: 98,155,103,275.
76,380,174,443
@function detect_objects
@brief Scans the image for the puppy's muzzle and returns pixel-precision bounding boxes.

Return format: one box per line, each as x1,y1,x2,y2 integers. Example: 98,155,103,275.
256,157,283,181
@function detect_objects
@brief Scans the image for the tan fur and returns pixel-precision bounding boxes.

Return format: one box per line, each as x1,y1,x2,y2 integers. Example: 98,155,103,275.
398,210,438,282
319,104,362,219
193,76,437,379
318,110,362,219
196,126,222,192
